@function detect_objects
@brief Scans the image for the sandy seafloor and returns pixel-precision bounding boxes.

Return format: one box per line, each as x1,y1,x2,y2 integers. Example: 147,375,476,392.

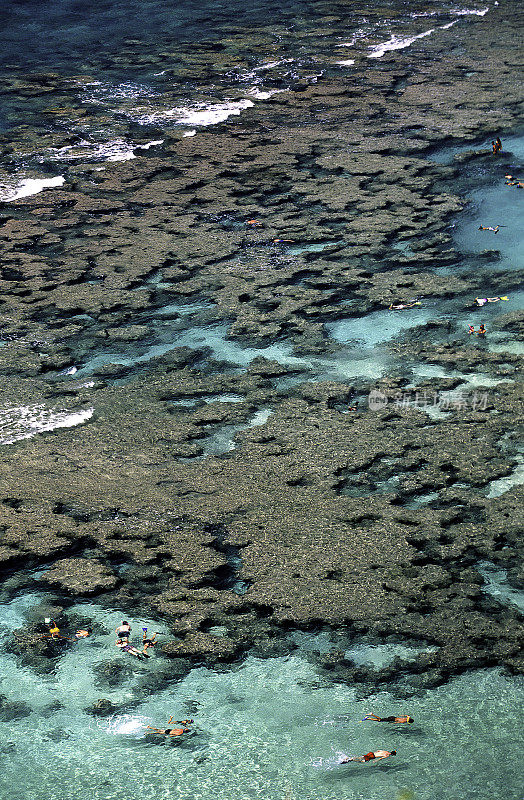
0,1,523,799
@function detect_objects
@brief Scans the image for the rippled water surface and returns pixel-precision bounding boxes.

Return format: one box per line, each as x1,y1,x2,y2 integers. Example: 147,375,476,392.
0,592,523,800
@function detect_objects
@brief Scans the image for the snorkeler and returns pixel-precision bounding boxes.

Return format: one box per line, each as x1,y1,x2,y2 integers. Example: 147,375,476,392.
145,716,193,737
362,714,414,724
468,325,475,335
116,638,149,659
142,628,159,655
75,627,92,639
43,619,72,640
389,300,421,310
478,323,487,337
478,225,499,233
340,750,396,764
115,621,131,639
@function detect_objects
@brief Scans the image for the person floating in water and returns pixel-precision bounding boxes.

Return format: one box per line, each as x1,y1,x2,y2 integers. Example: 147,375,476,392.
478,323,487,337
116,638,149,659
75,627,92,639
362,714,414,724
145,717,193,737
142,628,159,655
475,296,508,306
246,219,264,227
340,750,396,764
478,225,499,233
45,619,65,640
115,621,131,639
468,325,475,335
389,299,421,310
491,137,502,154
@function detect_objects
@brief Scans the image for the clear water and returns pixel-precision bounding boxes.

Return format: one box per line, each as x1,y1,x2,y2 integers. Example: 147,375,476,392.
477,561,524,613
447,134,524,273
485,453,524,498
1,592,523,800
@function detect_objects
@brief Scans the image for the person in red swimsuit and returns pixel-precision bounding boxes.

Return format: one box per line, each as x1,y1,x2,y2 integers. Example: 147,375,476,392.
145,717,193,737
340,750,396,764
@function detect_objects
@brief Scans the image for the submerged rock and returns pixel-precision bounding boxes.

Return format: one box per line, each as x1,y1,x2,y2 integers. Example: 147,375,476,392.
42,558,119,596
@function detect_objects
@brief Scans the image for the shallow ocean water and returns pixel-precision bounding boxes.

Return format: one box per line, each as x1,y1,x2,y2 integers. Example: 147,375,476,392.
0,592,523,800
447,134,524,273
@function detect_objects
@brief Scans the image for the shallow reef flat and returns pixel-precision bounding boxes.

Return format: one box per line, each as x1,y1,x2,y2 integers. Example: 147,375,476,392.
0,1,523,692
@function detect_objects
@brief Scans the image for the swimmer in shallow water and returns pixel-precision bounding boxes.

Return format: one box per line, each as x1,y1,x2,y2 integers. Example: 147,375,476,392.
389,300,421,310
142,628,159,655
478,225,499,233
75,627,92,639
115,621,131,639
340,750,396,764
363,714,414,723
145,717,193,736
116,638,149,659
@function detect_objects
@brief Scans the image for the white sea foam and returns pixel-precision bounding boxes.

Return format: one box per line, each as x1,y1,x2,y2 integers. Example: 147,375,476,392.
247,87,286,100
0,404,93,445
183,129,197,137
440,20,459,29
368,28,435,58
252,58,295,72
0,176,65,202
107,149,135,162
135,139,164,150
165,99,255,126
107,715,147,736
452,7,489,16
335,59,356,67
44,138,164,164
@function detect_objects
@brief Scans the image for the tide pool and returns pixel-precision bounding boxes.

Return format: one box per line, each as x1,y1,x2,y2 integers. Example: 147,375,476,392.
447,134,524,273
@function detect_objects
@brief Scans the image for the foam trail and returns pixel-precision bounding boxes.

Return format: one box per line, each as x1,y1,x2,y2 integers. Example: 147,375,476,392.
1,176,65,202
336,59,356,66
106,715,147,736
368,28,435,59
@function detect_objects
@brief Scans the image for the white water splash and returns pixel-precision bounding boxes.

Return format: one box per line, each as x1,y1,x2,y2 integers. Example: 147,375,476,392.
165,99,255,126
335,59,356,66
452,7,489,16
247,87,287,100
0,404,93,445
0,176,65,202
368,28,435,58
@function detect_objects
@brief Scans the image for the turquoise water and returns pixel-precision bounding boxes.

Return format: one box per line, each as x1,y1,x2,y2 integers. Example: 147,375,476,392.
1,591,523,800
446,134,524,273
478,562,524,613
